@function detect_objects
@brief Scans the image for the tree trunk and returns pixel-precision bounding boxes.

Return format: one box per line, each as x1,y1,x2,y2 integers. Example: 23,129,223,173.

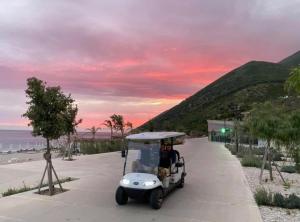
259,144,269,184
234,120,239,153
46,138,54,195
268,143,273,181
67,134,72,160
110,128,113,141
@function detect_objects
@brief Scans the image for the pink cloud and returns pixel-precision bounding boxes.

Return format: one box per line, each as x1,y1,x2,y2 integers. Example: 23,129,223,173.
0,0,300,128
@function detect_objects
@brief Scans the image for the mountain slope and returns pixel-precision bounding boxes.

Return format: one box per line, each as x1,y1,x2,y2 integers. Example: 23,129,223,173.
138,51,300,135
279,50,300,67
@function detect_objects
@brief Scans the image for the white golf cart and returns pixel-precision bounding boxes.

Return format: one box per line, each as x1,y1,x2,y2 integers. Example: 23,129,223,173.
115,132,186,209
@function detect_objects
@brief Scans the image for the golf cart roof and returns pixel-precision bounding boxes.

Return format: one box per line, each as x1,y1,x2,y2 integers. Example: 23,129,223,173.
126,132,185,140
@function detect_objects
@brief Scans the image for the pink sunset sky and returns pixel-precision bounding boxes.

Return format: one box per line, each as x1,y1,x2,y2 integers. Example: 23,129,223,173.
0,0,300,130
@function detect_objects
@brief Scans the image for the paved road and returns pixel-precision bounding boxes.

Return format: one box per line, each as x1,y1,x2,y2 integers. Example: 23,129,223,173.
0,138,262,222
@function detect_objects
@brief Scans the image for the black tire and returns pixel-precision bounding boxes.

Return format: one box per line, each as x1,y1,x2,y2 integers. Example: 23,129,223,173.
177,174,185,188
149,188,163,209
115,186,128,205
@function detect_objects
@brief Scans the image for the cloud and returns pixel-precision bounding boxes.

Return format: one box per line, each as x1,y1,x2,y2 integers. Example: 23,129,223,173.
0,0,300,128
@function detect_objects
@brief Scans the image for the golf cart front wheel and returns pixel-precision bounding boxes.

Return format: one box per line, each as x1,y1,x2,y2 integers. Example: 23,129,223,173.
115,186,128,205
149,188,163,209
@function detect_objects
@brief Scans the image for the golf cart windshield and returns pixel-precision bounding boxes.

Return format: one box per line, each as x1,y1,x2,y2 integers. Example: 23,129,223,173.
125,140,160,175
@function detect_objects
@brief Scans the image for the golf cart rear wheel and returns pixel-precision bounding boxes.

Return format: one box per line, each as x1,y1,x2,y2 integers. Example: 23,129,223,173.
115,186,128,205
178,174,185,188
149,188,163,209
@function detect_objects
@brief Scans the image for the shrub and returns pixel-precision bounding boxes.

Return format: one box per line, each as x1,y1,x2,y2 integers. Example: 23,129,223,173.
241,155,261,168
273,193,286,208
281,165,297,174
285,194,300,209
254,188,272,206
79,139,123,154
272,152,284,161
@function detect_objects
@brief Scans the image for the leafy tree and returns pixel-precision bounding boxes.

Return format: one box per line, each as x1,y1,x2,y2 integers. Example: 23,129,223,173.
23,77,73,195
103,120,114,140
249,102,282,183
63,104,82,160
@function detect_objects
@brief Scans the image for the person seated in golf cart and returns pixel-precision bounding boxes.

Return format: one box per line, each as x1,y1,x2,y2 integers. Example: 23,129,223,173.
132,148,158,174
158,144,178,180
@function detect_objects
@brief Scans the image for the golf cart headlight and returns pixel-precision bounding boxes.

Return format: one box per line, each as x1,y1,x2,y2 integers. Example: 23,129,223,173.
121,178,130,185
143,180,156,186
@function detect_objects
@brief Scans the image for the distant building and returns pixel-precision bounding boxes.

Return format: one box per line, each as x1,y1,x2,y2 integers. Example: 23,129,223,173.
207,120,234,143
207,120,262,146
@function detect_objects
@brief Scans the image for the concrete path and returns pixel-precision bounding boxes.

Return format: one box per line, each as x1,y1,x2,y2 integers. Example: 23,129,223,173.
0,138,262,222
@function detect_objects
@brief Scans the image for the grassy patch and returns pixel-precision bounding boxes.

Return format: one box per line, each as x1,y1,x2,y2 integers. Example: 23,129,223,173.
2,177,75,197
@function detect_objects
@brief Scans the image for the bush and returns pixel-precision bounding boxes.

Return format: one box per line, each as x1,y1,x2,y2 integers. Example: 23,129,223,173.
272,152,284,161
79,139,123,154
281,165,297,174
273,193,285,208
254,189,300,209
285,194,300,209
241,155,262,168
254,188,272,206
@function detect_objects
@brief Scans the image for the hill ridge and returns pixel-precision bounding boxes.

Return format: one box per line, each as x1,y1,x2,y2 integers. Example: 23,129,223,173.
138,50,300,134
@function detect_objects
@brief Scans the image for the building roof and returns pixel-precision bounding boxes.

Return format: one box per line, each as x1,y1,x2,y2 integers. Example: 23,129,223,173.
126,132,185,140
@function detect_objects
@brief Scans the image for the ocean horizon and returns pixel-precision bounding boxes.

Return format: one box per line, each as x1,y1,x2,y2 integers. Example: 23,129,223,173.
0,129,111,152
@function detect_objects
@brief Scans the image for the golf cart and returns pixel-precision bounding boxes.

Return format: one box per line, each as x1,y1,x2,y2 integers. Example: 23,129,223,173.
115,132,186,209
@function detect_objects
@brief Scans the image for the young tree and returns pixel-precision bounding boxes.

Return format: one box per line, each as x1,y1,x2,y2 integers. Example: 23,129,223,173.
63,104,82,160
103,120,113,140
23,77,73,195
249,102,282,183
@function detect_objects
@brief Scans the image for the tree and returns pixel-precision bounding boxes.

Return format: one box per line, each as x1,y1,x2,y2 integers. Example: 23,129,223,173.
284,66,300,172
23,77,73,195
125,122,133,133
284,66,300,94
63,104,82,160
249,102,282,183
110,114,125,138
103,120,113,140
86,126,101,140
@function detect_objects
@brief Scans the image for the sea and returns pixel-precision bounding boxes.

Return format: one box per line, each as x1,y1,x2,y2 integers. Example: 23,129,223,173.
0,130,110,153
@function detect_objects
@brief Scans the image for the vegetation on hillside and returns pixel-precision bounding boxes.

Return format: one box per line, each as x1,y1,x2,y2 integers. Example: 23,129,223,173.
139,51,300,135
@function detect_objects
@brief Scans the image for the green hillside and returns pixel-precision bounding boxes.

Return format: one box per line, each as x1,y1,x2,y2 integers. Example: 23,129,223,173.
138,51,300,135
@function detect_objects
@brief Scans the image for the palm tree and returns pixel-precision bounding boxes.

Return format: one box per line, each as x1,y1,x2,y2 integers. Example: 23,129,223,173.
103,120,113,140
86,126,101,140
125,122,133,133
110,114,125,138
